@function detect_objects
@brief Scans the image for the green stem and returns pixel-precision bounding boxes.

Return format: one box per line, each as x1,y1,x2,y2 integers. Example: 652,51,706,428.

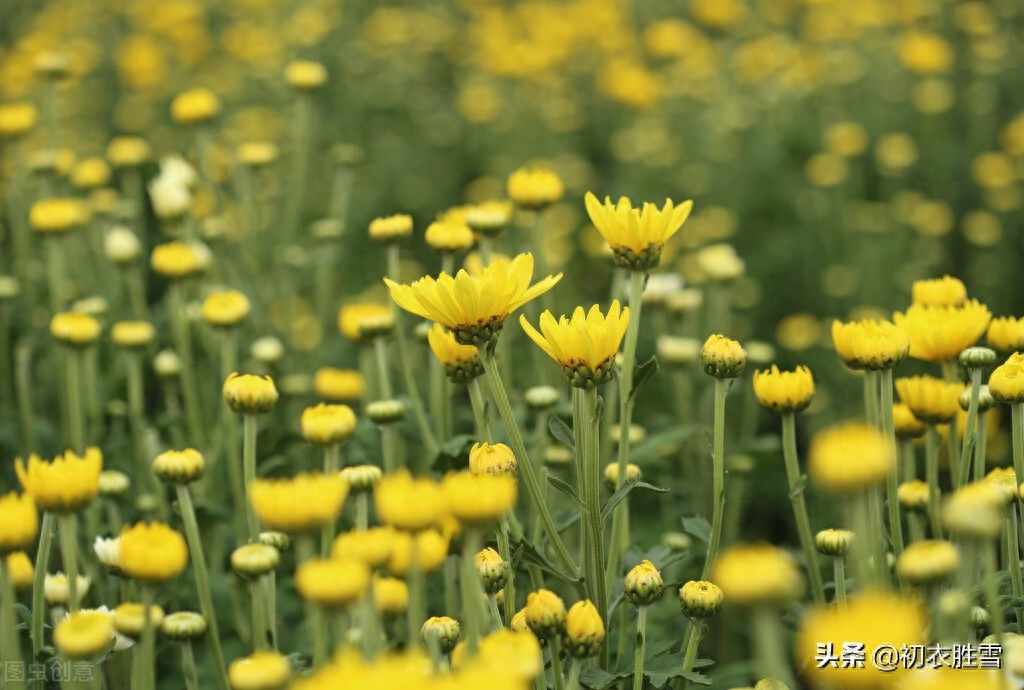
15,340,35,455
31,513,56,690
679,618,702,687
176,486,230,690
373,338,394,399
126,265,148,320
576,386,608,663
468,378,492,441
321,444,341,557
487,596,502,629
781,413,824,604
1013,405,1024,501
296,537,328,666
180,642,200,690
833,557,847,605
925,426,943,538
879,370,905,564
362,580,382,659
139,585,155,690
407,540,424,649
566,657,582,690
243,414,259,541
265,572,277,650
386,245,440,460
1006,506,1024,632
959,368,983,488
480,349,577,577
632,607,648,690
863,370,879,428
976,410,989,482
497,519,514,625
58,514,80,611
66,349,84,454
444,557,458,627
0,558,25,690
356,494,369,531
550,636,566,690
170,283,206,449
752,606,795,689
700,379,727,580
460,528,485,654
46,235,65,314
982,540,1004,642
849,491,876,588
381,425,399,473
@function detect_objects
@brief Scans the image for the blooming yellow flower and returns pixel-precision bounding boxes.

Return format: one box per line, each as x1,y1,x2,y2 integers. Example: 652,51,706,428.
0,102,38,138
236,142,278,167
385,253,561,346
284,60,328,90
896,540,959,584
911,276,967,307
711,544,804,606
899,481,931,511
466,200,513,237
223,373,279,414
296,557,371,607
151,242,201,279
374,470,441,532
0,492,38,554
563,600,604,658
50,312,101,347
29,198,89,233
332,527,395,569
893,300,991,363
250,473,348,534
469,442,517,477
369,214,413,243
106,136,151,167
988,317,1024,353
338,303,394,342
942,482,1005,539
6,552,34,590
54,610,115,659
16,448,103,513
313,368,365,402
701,334,746,379
752,365,814,413
70,157,111,190
989,353,1024,404
895,376,964,424
795,591,925,689
111,320,156,349
373,575,409,614
228,650,291,690
441,471,517,527
171,87,220,125
808,422,895,492
202,290,251,327
425,220,474,253
300,403,357,446
386,529,449,577
831,319,910,370
427,324,482,383
119,522,189,583
475,628,544,681
893,403,926,439
520,301,628,388
113,603,165,637
507,167,564,210
584,192,693,270
898,31,954,75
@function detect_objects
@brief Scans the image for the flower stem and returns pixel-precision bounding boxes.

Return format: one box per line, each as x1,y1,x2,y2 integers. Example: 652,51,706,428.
575,386,608,663
30,512,56,690
566,657,582,690
297,536,328,667
679,617,702,689
1006,506,1024,631
66,349,84,454
381,425,399,473
701,378,727,580
976,409,989,482
549,636,566,690
58,514,80,611
1012,405,1024,500
781,413,824,604
180,641,200,690
833,557,847,605
752,606,795,689
925,425,944,538
373,338,394,400
982,539,1004,642
460,528,485,654
497,517,514,625
321,444,341,557
356,494,369,531
959,368,983,488
468,378,492,441
407,540,424,649
0,558,25,690
176,486,230,690
632,606,648,690
15,340,36,455
264,572,277,650
139,584,155,690
45,235,65,314
480,349,577,577
169,283,206,449
879,369,905,563
242,414,259,542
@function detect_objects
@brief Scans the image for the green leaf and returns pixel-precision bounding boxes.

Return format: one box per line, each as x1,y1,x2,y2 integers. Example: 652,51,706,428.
645,651,713,687
628,425,702,465
682,516,712,544
546,472,582,505
431,434,476,472
602,480,668,521
580,667,622,690
594,395,605,425
548,415,576,450
514,539,581,583
14,603,30,625
628,355,660,404
788,474,807,499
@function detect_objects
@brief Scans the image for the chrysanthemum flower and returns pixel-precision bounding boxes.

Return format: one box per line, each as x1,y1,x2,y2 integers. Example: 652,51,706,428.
895,375,964,424
808,422,895,492
989,352,1024,403
427,323,482,383
441,471,517,528
118,522,189,583
249,473,348,534
374,470,442,532
54,610,115,659
295,557,370,608
519,301,629,388
300,404,357,446
711,544,804,606
385,253,561,346
0,492,38,554
752,365,814,413
16,448,103,513
987,316,1024,353
911,275,966,307
584,192,693,270
892,300,991,363
202,290,251,328
831,319,909,370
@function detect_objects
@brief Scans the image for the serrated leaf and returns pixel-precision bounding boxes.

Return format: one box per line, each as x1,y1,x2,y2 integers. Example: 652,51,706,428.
681,516,712,544
546,472,582,505
548,415,576,451
580,667,621,690
628,356,660,404
788,474,808,499
602,480,669,521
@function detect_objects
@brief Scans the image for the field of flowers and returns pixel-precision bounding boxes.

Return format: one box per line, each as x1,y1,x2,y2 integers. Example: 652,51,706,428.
1,0,1024,689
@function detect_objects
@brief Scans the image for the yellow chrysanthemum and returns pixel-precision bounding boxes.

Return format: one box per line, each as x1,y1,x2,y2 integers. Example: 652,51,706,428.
374,470,442,532
249,473,349,534
808,422,895,492
50,312,101,347
313,368,365,402
427,323,482,383
752,365,814,414
385,253,562,346
441,471,517,528
911,276,967,307
228,650,291,690
711,544,804,606
895,376,964,424
831,319,910,370
584,192,693,270
119,522,189,583
0,492,38,554
988,317,1024,353
338,303,394,342
54,610,115,659
507,167,564,210
386,529,449,577
990,353,1024,403
202,290,251,328
16,448,103,513
519,301,629,388
300,404,357,446
893,300,991,363
295,557,370,607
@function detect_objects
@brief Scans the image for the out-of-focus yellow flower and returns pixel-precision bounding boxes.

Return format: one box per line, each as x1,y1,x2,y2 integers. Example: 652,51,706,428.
971,152,1017,190
875,133,918,174
427,324,482,383
469,442,517,477
898,31,954,75
106,136,151,168
752,365,814,414
983,466,1018,504
119,522,189,583
50,312,101,347
171,87,220,125
296,557,370,607
695,244,744,282
202,290,250,328
989,353,1024,404
54,610,115,659
0,102,38,138
795,592,926,689
284,60,327,90
690,0,745,28
775,313,822,351
507,167,564,211
598,58,664,111
70,157,111,190
6,551,34,590
809,422,895,492
152,448,206,485
466,200,513,238
300,404,357,446
987,317,1024,353
425,221,474,253
942,482,1005,539
893,300,991,363
814,529,854,557
151,242,201,279
441,471,516,528
231,544,280,578
520,301,628,388
16,448,102,513
386,253,561,346
113,603,165,637
369,214,413,244
332,527,394,569
823,121,868,158
899,481,931,511
911,78,955,115
893,403,926,439
373,575,409,614
563,600,604,658
313,368,365,402
228,650,291,690
422,616,460,653
896,540,959,585
29,198,89,233
711,544,804,606
804,153,847,187
386,529,448,577
250,473,348,535
236,142,278,167
584,193,693,271
0,492,38,554
338,303,394,343
911,276,967,307
701,334,746,379
374,470,441,532
895,376,964,424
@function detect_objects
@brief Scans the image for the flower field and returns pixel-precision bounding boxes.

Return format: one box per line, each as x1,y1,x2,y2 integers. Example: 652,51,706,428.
1,1,1024,689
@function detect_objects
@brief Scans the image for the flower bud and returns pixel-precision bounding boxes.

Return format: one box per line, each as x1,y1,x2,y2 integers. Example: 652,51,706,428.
990,353,1024,404
469,443,517,477
258,532,290,552
525,589,566,638
754,681,790,690
563,600,604,659
373,575,409,615
814,529,854,557
510,607,529,633
475,548,508,596
369,215,413,244
170,88,220,125
898,480,930,511
94,537,122,576
624,560,664,607
114,603,165,638
161,611,207,641
301,404,357,446
661,532,692,551
251,337,284,365
105,227,142,264
111,321,156,349
98,471,130,497
45,572,91,605
340,465,383,494
421,616,460,653
223,373,279,414
202,290,251,328
969,606,990,629
231,544,281,578
960,346,997,368
679,580,723,619
896,540,959,585
7,552,33,590
154,350,182,378
525,386,560,411
701,335,746,379
425,221,474,253
152,449,206,484
603,463,641,492
366,399,406,425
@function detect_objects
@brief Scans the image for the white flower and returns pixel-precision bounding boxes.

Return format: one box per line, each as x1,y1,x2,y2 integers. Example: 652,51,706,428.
148,175,192,220
251,336,284,364
44,572,91,605
641,273,685,305
158,155,197,188
94,536,121,573
104,226,142,264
